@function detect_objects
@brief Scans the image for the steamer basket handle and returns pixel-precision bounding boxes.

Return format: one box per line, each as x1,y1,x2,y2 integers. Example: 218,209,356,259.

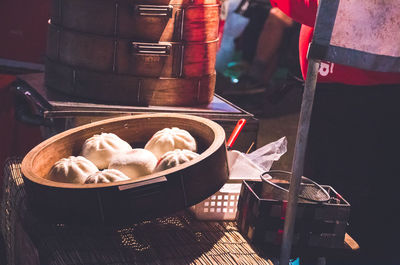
131,42,172,56
134,5,173,17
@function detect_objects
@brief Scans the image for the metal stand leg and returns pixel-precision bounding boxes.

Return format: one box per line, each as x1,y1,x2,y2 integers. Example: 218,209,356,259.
279,59,320,264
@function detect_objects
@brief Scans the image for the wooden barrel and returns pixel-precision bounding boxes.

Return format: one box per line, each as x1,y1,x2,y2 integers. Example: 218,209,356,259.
21,114,228,224
45,0,220,106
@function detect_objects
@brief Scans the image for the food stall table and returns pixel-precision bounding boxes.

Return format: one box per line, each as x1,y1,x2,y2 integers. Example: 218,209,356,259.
1,158,273,265
1,158,359,265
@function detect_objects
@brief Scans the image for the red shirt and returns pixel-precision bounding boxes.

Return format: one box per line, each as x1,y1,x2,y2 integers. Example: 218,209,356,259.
270,0,400,85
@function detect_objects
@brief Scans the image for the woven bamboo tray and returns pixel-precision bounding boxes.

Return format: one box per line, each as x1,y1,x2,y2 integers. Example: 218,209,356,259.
1,158,273,265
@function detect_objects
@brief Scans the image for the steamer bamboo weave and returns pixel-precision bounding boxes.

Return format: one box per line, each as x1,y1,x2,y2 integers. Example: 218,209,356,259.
1,158,273,265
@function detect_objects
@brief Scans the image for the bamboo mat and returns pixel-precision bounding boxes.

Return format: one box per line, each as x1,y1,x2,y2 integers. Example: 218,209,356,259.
1,158,273,265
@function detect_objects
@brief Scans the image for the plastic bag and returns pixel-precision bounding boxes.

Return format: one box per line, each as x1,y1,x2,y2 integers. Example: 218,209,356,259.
227,136,287,181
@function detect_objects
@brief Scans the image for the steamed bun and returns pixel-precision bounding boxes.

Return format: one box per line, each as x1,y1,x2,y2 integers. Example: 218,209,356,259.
48,156,98,184
81,133,132,169
155,149,199,172
108,148,157,179
85,169,129,184
144,127,197,159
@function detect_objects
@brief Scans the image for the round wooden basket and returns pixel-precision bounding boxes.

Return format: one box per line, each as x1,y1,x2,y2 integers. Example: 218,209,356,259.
45,0,220,106
21,113,228,224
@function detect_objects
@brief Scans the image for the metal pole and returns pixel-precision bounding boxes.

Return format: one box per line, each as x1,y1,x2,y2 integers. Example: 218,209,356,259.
279,59,320,265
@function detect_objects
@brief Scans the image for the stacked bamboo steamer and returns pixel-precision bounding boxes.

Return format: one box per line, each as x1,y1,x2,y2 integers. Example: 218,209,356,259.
45,0,220,106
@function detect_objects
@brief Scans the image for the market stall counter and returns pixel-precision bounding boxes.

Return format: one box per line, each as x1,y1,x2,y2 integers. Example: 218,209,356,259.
1,158,359,265
2,157,273,265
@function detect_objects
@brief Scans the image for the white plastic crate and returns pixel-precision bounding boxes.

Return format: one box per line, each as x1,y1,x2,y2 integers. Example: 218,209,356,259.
190,183,242,220
190,150,265,220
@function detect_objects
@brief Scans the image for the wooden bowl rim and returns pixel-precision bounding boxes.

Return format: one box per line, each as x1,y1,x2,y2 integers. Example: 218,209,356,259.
21,113,226,189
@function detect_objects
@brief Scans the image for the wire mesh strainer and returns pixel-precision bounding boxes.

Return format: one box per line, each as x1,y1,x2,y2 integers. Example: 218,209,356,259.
260,170,330,203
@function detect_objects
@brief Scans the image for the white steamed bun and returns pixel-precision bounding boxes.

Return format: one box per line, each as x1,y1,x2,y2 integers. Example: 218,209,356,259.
81,133,132,169
144,127,197,159
108,148,158,179
155,149,199,172
48,156,98,184
84,169,129,184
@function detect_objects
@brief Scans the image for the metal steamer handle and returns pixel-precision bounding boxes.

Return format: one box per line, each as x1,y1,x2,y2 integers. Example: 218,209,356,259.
260,170,331,203
117,175,168,199
134,5,173,17
131,42,172,56
131,5,174,56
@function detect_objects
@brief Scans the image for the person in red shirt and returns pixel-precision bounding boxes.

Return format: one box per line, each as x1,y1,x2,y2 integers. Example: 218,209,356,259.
270,1,400,264
271,0,400,85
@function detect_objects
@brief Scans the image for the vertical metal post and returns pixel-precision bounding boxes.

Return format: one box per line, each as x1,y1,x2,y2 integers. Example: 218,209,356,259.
279,59,320,265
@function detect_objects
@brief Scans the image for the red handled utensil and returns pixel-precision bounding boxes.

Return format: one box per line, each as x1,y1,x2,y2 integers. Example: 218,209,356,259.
226,118,246,150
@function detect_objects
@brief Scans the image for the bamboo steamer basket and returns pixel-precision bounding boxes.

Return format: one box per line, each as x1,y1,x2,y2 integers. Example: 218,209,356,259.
21,114,228,224
45,58,216,106
45,0,220,106
50,0,220,42
46,24,218,78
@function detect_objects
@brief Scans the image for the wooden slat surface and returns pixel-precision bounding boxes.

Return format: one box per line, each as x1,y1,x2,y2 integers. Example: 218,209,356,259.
3,158,272,265
2,159,359,265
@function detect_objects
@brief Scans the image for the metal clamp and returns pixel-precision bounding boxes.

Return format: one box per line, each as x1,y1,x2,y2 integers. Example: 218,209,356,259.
12,80,53,127
131,42,172,55
135,5,173,17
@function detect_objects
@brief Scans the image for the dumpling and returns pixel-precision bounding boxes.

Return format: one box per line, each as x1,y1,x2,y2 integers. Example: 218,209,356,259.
144,127,197,159
155,149,199,172
81,133,132,169
108,149,158,179
48,156,98,184
84,169,129,184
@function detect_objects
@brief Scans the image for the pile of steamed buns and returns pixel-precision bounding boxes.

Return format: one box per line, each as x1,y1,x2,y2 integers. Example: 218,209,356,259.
47,127,200,184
